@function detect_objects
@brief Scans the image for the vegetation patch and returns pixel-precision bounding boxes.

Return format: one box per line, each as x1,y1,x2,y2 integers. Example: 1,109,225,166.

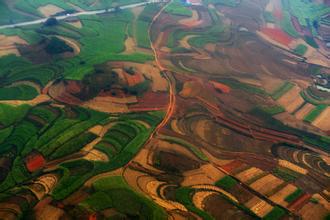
271,81,295,100
273,167,301,182
284,188,303,203
80,176,167,219
293,44,307,56
165,0,192,17
263,206,287,220
215,175,238,190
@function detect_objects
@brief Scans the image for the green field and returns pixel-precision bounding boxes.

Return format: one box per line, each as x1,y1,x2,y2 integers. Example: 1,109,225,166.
271,81,295,100
80,176,167,219
215,175,238,190
293,44,307,56
165,0,192,17
285,188,303,203
304,104,327,123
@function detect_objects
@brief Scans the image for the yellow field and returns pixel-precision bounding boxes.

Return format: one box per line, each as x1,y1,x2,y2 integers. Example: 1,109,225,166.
312,106,330,131
235,167,264,183
249,174,284,195
277,86,304,113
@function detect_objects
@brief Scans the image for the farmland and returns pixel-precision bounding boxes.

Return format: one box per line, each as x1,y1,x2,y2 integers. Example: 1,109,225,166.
0,0,329,219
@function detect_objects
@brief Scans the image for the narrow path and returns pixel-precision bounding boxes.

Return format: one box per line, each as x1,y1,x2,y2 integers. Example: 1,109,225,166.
0,1,151,30
148,0,176,139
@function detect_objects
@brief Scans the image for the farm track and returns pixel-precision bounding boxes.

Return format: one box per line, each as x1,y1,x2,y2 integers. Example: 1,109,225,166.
0,1,152,30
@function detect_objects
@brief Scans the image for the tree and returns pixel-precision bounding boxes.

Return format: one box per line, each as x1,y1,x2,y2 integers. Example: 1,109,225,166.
44,17,58,26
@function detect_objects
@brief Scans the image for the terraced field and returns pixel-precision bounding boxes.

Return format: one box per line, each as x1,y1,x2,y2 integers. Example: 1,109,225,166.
0,0,329,219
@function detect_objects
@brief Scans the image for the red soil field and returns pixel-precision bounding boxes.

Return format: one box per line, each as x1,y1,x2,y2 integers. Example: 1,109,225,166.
273,8,283,20
261,27,294,46
209,81,231,93
288,193,311,211
129,91,169,111
25,153,46,172
221,160,244,173
125,72,143,86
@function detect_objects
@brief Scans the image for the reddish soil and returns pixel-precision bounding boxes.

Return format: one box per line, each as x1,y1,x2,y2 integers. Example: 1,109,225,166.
209,81,231,94
273,8,283,20
125,72,143,86
129,91,169,111
261,27,294,46
25,153,46,172
288,194,312,211
221,160,244,173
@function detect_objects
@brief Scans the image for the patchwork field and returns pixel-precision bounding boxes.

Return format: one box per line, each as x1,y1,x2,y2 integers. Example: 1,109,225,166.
0,0,329,219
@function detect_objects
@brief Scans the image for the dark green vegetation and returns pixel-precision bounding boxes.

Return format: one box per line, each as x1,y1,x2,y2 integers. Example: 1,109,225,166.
203,0,240,7
285,188,303,203
80,176,167,219
0,85,38,100
135,4,161,49
271,81,294,100
254,105,285,115
263,206,287,220
0,1,32,25
218,78,266,95
45,37,73,54
304,104,327,123
175,187,214,220
165,0,192,17
215,175,238,190
273,167,301,182
0,105,108,191
52,111,164,200
293,44,307,56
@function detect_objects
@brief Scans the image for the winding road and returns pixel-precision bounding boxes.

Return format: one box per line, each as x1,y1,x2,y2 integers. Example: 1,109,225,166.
0,1,152,30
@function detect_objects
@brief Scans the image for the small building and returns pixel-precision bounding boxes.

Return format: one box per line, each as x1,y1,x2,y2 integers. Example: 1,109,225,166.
185,0,202,6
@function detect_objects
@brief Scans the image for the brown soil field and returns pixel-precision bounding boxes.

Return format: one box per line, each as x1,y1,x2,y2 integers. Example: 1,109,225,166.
312,106,330,131
259,75,284,94
294,103,315,120
179,80,201,98
277,85,304,113
269,184,297,207
38,4,64,17
182,164,225,186
0,34,27,57
249,174,284,195
35,204,64,220
298,202,329,220
203,193,254,220
179,10,202,27
312,194,330,210
123,37,136,54
82,96,129,113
